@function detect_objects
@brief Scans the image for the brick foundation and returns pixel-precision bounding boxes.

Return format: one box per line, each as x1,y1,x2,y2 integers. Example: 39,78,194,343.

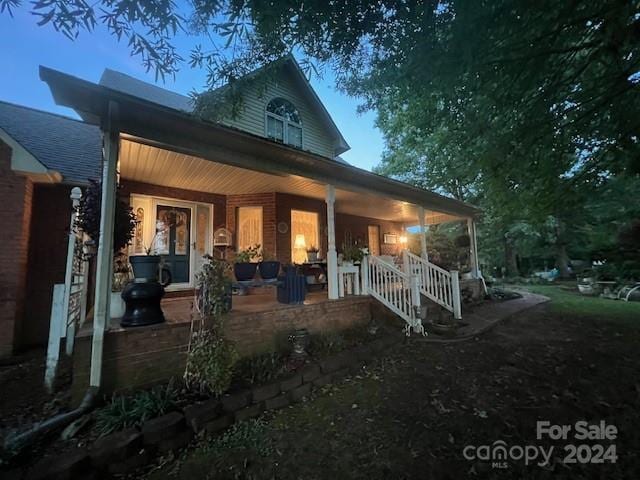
71,295,374,402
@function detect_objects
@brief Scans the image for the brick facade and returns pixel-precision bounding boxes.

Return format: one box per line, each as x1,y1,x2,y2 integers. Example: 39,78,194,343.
23,184,75,347
0,140,34,357
226,193,277,258
71,296,374,401
335,212,405,256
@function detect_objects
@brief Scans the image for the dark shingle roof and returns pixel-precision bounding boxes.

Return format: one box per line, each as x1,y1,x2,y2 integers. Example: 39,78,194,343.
100,69,193,112
0,101,102,184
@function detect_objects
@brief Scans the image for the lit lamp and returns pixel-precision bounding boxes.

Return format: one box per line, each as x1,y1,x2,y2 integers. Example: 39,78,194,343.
293,234,307,264
399,235,408,245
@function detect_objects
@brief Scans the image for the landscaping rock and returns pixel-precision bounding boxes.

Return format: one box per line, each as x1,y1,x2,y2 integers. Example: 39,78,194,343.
301,364,321,383
157,428,193,454
221,391,250,412
289,383,312,403
235,403,264,422
183,399,221,432
312,373,333,387
333,367,351,381
142,412,185,446
265,394,290,411
204,414,233,434
252,382,281,403
27,448,91,480
90,428,142,466
279,372,302,392
107,449,154,475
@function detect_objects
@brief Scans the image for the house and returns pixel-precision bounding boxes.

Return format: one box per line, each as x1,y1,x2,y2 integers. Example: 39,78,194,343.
1,57,481,397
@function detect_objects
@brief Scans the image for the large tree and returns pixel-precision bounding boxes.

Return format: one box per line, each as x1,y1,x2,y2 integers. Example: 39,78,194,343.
4,0,639,274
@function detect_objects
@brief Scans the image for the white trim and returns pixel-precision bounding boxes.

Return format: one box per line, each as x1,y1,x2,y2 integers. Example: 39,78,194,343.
0,127,62,182
129,193,214,291
265,98,304,149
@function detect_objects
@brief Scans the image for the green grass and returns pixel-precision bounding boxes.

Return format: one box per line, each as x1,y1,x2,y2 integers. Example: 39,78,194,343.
520,283,640,326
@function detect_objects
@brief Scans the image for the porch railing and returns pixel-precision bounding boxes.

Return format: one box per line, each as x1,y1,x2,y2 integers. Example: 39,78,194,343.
361,255,424,335
402,250,461,319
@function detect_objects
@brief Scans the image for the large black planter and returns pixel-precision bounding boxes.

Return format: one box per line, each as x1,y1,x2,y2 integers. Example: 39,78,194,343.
120,281,165,327
234,262,258,281
258,261,281,280
130,255,161,281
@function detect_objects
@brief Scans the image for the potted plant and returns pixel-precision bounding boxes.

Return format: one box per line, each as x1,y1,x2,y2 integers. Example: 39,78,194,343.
306,245,319,262
77,179,137,317
258,251,281,280
342,243,365,265
233,244,261,281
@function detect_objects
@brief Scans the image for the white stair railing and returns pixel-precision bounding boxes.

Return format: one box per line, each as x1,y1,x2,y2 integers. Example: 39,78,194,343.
403,250,462,320
361,255,424,336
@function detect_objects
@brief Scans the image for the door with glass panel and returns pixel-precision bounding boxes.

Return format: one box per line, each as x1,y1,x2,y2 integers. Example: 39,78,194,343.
155,205,191,283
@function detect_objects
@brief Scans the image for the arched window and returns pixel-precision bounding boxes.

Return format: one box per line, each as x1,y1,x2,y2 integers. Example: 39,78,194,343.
266,98,302,148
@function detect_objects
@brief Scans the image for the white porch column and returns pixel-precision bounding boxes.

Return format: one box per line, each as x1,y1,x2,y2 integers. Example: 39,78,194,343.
417,206,428,260
325,185,339,300
467,218,480,278
90,102,119,389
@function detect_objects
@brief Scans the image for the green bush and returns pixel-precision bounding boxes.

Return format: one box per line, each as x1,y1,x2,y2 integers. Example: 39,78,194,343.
185,329,238,396
94,380,177,436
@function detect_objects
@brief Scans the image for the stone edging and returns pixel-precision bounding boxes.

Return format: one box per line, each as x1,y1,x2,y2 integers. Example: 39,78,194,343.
21,335,403,480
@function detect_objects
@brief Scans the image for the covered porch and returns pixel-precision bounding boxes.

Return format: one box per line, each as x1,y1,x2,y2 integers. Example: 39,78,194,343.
40,65,481,395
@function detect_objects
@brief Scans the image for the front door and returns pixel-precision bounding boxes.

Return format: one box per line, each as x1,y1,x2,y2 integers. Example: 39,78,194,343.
156,205,191,284
368,225,381,256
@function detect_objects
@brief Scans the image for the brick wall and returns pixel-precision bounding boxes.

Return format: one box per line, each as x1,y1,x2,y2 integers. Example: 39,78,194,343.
335,212,405,256
71,296,373,401
275,193,327,263
120,180,227,229
23,184,74,347
0,140,34,357
226,193,277,258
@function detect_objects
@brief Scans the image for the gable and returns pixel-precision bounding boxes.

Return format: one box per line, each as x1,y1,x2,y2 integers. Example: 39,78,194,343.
218,67,341,159
98,58,349,160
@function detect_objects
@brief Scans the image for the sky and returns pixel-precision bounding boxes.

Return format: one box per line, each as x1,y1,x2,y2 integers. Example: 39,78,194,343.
0,9,385,171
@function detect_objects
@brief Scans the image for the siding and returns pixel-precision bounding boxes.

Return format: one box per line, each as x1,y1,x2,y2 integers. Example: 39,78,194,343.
219,72,337,159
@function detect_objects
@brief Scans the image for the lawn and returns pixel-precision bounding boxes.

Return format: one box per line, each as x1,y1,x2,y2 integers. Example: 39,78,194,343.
146,287,640,479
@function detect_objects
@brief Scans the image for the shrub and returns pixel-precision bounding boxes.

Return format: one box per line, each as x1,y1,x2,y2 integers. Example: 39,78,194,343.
185,329,238,396
94,380,177,436
308,332,346,357
234,352,287,385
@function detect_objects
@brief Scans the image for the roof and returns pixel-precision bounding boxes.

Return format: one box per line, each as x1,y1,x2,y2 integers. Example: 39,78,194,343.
0,100,101,184
40,65,481,219
100,69,192,112
98,56,350,156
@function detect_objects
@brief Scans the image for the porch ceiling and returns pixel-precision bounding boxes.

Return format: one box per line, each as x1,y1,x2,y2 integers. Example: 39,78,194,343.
120,138,460,224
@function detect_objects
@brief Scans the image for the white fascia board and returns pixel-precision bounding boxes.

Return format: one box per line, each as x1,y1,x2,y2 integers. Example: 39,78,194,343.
0,127,61,183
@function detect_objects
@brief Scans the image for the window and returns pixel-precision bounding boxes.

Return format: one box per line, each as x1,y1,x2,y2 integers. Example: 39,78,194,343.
291,210,319,263
266,98,303,148
237,206,263,258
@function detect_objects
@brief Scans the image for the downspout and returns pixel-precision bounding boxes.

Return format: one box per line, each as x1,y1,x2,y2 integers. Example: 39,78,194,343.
2,104,120,459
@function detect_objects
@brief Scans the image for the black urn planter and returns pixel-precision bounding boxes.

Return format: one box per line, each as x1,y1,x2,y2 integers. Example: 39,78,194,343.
234,262,258,281
258,261,281,280
130,255,161,281
120,281,165,327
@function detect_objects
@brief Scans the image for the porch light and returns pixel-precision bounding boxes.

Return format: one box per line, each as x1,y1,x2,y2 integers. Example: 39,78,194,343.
399,235,408,244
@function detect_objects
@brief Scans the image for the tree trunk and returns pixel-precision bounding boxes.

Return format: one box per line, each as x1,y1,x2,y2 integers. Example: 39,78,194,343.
555,218,571,279
504,237,520,277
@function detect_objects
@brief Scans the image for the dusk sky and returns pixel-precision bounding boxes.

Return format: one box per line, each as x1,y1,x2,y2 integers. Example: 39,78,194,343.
0,9,385,171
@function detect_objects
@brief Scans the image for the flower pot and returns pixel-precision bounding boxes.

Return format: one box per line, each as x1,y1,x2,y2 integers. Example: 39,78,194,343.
258,261,281,280
307,252,318,262
234,262,258,282
110,291,126,319
129,255,161,281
